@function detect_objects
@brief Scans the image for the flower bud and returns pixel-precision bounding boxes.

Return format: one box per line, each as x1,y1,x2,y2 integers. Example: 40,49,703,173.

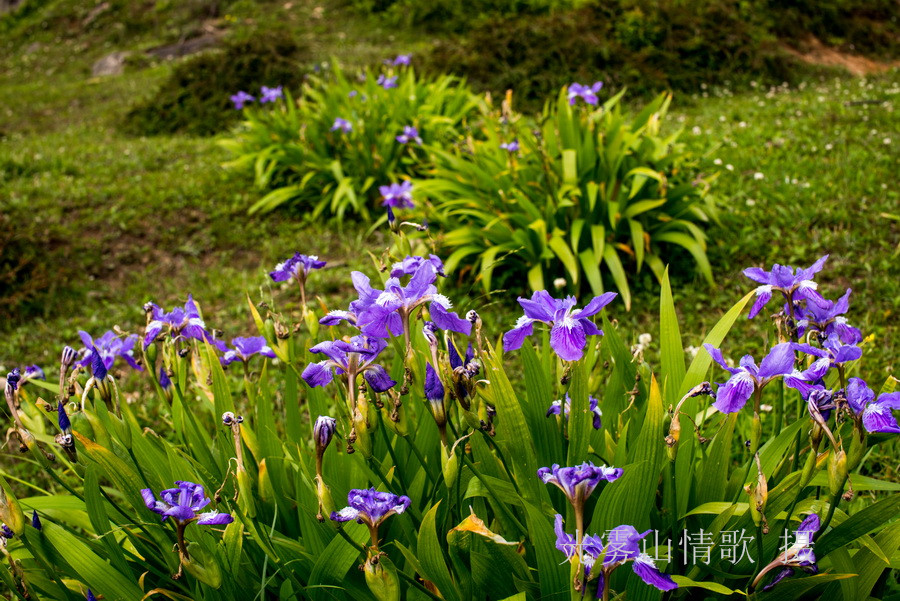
222,412,243,427
0,479,25,536
828,449,848,496
61,346,77,370
236,467,256,518
847,427,866,471
441,442,458,489
314,415,337,455
422,321,438,349
315,475,334,522
424,363,446,429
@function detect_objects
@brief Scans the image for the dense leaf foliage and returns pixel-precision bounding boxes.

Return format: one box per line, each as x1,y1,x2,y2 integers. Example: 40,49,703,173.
2,223,897,600
418,89,717,308
221,63,481,219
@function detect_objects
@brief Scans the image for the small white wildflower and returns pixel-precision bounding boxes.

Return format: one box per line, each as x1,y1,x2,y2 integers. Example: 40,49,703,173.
692,126,702,135
726,164,734,171
738,121,747,128
753,172,764,180
884,138,892,145
713,158,723,165
553,277,566,290
638,333,652,346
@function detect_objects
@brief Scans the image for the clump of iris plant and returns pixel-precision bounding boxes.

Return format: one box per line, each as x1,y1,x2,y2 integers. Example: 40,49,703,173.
141,481,233,578
503,291,617,361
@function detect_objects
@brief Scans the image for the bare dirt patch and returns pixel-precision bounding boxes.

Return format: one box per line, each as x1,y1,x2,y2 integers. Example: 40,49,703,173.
783,36,900,76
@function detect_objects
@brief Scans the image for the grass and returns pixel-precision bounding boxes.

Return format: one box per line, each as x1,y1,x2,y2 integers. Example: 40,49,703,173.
0,2,897,388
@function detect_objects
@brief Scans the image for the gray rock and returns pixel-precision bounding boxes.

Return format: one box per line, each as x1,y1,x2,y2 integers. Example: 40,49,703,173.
91,51,130,77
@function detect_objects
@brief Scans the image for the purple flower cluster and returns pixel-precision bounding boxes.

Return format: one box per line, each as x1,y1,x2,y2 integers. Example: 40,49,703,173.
230,85,284,109
555,515,677,594
743,255,829,319
380,181,414,208
302,335,395,392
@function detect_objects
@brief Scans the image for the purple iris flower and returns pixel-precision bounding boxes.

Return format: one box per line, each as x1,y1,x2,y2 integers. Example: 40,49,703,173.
230,91,254,109
503,291,617,361
23,365,45,381
319,271,389,329
554,515,677,592
758,514,819,591
58,401,71,432
269,253,326,283
395,125,422,145
380,181,414,208
331,487,411,527
221,337,277,366
391,54,411,66
89,347,108,381
302,335,395,392
143,296,226,351
356,263,472,339
159,367,171,390
78,330,143,372
31,511,41,531
547,393,602,430
5,368,20,391
314,415,337,451
259,85,283,103
844,377,900,434
743,255,829,319
86,590,96,601
376,74,398,89
567,82,603,105
1,524,12,539
794,288,861,343
792,334,862,373
500,139,520,152
141,481,233,525
331,117,353,133
704,343,795,413
391,254,445,278
538,462,622,506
